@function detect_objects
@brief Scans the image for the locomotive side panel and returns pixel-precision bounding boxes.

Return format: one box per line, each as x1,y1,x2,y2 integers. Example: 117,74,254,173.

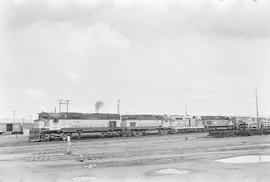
41,119,121,130
125,119,163,128
169,116,204,130
34,120,45,129
171,120,189,129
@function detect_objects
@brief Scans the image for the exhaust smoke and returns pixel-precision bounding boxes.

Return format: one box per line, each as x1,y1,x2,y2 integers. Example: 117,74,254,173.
95,101,103,113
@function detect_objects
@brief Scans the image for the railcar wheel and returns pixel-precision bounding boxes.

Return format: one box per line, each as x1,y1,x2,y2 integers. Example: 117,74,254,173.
160,130,169,135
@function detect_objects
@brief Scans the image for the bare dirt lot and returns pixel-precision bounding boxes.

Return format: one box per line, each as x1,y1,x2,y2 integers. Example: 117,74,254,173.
1,133,270,182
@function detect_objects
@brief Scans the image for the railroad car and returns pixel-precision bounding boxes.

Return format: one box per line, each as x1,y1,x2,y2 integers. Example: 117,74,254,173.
168,115,204,133
261,118,270,129
232,117,259,130
121,114,170,136
29,112,122,141
0,123,22,135
202,116,235,137
201,116,234,132
234,117,270,130
206,116,270,137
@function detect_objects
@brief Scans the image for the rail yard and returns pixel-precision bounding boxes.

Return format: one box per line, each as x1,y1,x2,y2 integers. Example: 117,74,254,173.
1,111,270,182
1,132,270,182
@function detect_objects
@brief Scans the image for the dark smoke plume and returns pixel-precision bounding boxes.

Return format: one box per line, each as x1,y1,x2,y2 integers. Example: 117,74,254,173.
95,101,103,113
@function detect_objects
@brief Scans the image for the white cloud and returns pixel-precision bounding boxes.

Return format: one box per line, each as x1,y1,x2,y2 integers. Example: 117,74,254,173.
23,88,47,98
1,0,270,117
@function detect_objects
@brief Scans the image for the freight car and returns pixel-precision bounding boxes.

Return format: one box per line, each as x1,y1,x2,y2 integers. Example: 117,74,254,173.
0,123,23,135
207,116,270,137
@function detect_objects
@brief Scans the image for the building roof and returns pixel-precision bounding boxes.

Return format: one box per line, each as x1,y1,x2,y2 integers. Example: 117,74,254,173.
0,118,33,123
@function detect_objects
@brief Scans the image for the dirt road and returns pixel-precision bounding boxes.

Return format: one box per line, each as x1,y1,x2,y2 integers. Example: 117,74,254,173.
1,133,270,182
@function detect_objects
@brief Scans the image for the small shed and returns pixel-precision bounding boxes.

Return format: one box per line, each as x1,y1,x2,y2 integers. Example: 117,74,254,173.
0,123,22,134
0,118,34,135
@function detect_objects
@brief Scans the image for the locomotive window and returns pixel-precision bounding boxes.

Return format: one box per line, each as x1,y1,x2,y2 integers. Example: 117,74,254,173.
130,122,136,127
41,116,48,119
53,119,59,123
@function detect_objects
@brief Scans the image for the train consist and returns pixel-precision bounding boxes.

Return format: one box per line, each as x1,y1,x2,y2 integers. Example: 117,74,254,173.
29,112,270,141
29,112,205,142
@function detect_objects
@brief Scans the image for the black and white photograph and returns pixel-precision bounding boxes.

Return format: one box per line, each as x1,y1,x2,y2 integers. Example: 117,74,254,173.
1,0,270,181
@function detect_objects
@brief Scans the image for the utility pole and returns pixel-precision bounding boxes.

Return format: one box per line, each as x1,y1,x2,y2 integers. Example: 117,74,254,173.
117,99,120,115
57,100,62,113
13,110,16,122
57,100,65,113
255,89,260,129
66,100,70,113
185,105,188,116
57,99,70,113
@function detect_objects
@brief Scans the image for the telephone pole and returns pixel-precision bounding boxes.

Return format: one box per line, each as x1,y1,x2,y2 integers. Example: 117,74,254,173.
66,100,70,113
57,100,65,113
13,110,16,122
185,105,188,116
117,99,120,115
255,89,260,129
57,99,70,113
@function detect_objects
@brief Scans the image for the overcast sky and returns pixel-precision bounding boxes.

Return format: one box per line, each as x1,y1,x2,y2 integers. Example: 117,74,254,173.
0,0,270,119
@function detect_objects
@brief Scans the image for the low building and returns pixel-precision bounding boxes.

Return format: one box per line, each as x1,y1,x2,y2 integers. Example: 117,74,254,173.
0,118,34,135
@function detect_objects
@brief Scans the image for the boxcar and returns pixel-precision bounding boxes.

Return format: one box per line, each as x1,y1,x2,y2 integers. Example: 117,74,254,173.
0,123,22,135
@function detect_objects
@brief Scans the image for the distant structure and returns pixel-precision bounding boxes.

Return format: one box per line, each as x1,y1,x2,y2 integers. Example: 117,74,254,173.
0,118,34,135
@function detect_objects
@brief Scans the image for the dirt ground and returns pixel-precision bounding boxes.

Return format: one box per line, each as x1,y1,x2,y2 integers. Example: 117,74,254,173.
1,133,270,182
